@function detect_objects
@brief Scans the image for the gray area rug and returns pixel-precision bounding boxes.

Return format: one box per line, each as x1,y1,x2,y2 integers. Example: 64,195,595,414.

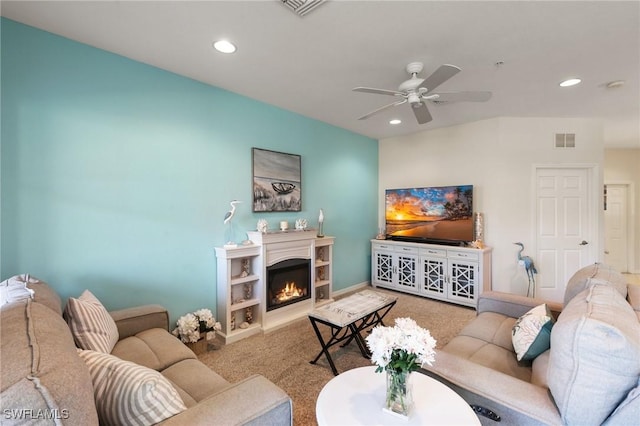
198,287,476,426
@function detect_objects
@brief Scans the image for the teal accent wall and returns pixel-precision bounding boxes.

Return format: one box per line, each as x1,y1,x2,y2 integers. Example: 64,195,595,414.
1,19,378,322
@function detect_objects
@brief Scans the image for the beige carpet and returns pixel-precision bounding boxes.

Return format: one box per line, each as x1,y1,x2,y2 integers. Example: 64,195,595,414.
198,287,476,426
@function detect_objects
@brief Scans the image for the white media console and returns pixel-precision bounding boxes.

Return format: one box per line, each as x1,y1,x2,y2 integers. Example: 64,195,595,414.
371,239,492,308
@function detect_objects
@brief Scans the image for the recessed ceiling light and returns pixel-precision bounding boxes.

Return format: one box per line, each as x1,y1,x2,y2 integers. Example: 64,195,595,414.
389,119,402,125
605,80,625,89
559,78,581,87
213,40,236,54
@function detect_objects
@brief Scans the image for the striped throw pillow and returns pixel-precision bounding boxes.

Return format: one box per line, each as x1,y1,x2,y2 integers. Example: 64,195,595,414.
65,290,119,353
78,349,186,426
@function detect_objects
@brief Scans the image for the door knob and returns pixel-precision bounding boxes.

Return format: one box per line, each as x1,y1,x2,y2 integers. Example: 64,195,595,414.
579,240,589,246
605,250,610,254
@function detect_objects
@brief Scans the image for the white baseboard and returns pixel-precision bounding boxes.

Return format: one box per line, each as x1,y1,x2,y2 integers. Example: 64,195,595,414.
332,281,371,298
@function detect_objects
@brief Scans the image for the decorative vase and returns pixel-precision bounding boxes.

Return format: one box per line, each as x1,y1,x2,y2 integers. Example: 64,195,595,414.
198,321,209,333
474,212,484,243
185,338,207,355
385,369,412,417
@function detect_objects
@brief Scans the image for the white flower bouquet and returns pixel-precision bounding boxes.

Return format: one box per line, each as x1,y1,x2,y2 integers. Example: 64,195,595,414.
366,317,437,416
365,317,437,374
172,308,221,343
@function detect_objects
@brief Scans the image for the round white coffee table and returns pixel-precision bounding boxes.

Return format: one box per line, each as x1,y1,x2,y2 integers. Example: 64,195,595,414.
316,366,480,425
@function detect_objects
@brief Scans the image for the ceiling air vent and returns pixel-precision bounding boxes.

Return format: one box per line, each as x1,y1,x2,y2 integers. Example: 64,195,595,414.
555,133,576,148
281,0,327,17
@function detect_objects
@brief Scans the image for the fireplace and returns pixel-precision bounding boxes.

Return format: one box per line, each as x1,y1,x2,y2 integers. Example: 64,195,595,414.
266,258,311,311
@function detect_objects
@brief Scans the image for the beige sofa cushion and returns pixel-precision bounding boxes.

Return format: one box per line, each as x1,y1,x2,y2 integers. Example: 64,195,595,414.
563,262,627,306
443,311,531,382
111,328,197,371
161,358,231,407
530,350,550,388
28,277,64,315
549,284,640,425
1,300,99,425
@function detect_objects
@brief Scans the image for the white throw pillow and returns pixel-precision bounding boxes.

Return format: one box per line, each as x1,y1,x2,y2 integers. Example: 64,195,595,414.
78,349,186,426
512,303,554,361
65,290,119,353
0,274,35,306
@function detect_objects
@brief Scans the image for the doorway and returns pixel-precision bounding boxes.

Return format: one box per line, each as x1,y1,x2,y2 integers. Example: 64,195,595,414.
604,183,631,272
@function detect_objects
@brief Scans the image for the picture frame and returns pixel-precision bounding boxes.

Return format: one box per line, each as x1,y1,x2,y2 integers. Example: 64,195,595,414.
252,148,301,212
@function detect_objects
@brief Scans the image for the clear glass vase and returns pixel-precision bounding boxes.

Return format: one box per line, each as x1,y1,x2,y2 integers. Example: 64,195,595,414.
385,369,412,417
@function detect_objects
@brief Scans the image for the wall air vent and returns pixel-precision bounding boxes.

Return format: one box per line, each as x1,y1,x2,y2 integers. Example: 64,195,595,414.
281,0,327,17
555,133,576,148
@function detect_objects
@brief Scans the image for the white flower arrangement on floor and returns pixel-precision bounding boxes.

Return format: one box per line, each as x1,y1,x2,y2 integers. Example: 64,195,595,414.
172,308,221,343
365,317,437,373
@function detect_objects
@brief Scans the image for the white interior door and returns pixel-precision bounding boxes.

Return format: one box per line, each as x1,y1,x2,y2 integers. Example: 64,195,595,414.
535,167,595,302
604,184,629,272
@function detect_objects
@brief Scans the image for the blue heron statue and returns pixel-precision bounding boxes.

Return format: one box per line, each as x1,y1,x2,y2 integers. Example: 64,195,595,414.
514,242,537,297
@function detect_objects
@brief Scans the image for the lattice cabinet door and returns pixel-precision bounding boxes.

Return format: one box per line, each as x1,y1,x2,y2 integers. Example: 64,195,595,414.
448,260,479,305
421,257,447,300
396,254,418,290
373,251,394,286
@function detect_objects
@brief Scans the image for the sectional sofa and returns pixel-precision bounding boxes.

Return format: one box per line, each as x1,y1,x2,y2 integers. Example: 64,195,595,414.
422,263,640,425
1,276,292,425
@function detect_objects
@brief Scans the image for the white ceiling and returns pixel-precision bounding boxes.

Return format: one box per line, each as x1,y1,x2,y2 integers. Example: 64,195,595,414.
2,1,639,148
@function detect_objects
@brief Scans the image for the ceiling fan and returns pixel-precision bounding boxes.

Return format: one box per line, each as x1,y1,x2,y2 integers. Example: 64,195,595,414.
353,62,492,124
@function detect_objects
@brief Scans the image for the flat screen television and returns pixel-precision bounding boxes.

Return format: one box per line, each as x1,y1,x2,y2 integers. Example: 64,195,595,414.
385,185,474,246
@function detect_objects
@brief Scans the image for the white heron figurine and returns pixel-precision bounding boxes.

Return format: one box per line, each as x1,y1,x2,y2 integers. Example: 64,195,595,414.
514,242,537,297
223,200,241,225
317,208,325,237
223,200,242,247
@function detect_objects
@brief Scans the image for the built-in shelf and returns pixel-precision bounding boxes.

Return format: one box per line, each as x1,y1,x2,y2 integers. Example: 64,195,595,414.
230,274,260,285
230,298,260,310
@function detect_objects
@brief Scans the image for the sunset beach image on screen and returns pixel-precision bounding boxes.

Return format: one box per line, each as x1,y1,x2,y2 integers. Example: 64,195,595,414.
385,185,474,244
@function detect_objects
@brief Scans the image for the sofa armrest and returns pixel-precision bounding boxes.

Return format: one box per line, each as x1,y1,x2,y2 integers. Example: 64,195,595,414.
109,305,169,339
478,291,563,318
159,374,292,426
422,350,561,425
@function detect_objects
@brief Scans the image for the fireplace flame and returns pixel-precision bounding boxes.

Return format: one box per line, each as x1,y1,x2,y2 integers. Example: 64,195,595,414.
276,281,304,303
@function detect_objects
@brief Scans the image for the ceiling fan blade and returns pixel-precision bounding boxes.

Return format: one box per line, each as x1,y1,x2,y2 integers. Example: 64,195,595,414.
412,102,433,124
358,99,407,120
418,64,461,92
353,87,404,97
432,91,492,103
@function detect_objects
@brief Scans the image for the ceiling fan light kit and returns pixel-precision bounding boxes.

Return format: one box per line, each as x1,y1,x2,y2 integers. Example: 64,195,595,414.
353,62,492,124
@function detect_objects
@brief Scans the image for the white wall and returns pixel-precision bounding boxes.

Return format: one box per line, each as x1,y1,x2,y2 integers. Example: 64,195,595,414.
379,117,604,295
604,148,640,273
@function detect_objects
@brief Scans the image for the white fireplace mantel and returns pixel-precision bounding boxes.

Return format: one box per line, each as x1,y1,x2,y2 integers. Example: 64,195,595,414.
215,230,334,343
246,230,329,333
247,230,317,267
